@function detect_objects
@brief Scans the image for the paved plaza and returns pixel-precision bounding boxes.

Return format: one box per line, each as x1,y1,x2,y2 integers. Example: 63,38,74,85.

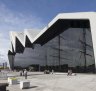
1,72,96,91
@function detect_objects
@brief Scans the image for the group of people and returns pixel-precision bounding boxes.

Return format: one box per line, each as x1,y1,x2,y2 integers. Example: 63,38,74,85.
67,69,77,76
44,69,54,74
20,69,27,79
44,69,75,76
19,69,75,78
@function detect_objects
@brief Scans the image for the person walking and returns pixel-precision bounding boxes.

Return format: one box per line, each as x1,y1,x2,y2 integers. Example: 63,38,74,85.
24,69,27,79
51,69,54,74
20,70,22,76
22,69,24,76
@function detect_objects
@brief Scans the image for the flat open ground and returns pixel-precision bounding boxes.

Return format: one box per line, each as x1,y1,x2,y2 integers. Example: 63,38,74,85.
1,72,96,91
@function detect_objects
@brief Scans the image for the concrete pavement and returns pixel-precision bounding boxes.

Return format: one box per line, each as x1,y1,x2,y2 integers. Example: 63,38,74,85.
1,72,96,91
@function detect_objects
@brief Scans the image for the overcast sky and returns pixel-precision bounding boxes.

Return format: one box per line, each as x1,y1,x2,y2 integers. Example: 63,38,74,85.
0,0,95,63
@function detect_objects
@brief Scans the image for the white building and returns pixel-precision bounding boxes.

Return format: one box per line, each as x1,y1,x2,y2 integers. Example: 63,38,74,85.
8,12,96,72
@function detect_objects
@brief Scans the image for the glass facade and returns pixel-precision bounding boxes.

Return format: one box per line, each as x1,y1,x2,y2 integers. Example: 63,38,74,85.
14,28,95,72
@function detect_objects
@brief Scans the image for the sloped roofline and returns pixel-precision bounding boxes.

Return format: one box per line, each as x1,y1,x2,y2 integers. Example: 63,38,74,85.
9,12,96,53
10,31,24,53
32,12,96,43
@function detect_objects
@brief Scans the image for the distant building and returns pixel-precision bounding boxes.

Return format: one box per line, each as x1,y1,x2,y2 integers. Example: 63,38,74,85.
8,12,96,73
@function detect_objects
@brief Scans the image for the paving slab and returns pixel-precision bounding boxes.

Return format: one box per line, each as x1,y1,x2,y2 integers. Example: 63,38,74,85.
0,72,96,91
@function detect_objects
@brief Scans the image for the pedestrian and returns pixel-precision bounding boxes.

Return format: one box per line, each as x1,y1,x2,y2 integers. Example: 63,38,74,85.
70,69,72,75
22,69,24,76
20,70,22,76
67,69,70,76
24,69,27,79
67,69,72,76
51,69,54,74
